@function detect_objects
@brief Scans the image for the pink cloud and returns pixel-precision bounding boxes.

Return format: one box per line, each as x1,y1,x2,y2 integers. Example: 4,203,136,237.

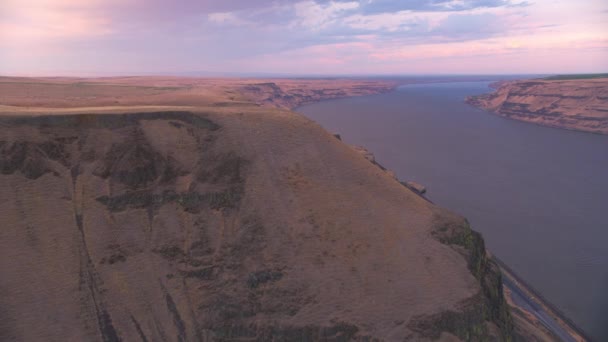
1,0,607,75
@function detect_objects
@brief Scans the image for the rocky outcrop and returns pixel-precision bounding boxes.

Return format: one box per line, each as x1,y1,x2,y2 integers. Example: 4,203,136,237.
351,145,377,164
466,78,608,134
426,218,513,341
404,181,426,195
238,81,396,109
0,76,397,109
351,145,429,197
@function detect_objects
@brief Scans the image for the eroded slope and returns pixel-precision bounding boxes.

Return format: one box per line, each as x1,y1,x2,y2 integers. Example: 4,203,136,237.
0,109,512,341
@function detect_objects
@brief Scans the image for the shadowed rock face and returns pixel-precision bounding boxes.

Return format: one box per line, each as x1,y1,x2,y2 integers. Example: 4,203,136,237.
466,78,608,134
0,141,55,179
238,81,396,109
0,110,512,341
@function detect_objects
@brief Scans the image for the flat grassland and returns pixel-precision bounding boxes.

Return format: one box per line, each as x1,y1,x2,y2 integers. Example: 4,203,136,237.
543,73,608,80
0,76,396,112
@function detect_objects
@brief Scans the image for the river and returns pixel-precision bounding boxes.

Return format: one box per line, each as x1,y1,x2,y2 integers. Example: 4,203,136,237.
297,81,608,341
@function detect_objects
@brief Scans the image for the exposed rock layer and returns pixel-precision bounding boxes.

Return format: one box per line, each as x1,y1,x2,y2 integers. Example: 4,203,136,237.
237,81,394,109
0,76,396,110
466,78,608,134
0,77,516,341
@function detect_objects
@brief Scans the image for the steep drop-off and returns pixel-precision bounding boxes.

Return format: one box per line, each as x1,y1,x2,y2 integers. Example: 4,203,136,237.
466,78,608,134
237,81,395,109
1,107,513,341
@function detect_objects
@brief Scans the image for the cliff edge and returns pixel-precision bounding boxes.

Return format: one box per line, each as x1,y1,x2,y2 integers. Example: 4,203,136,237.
466,78,608,134
0,77,515,341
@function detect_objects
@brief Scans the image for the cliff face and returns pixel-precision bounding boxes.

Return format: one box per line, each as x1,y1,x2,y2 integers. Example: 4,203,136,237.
237,81,395,109
1,77,513,341
466,78,608,134
0,76,396,110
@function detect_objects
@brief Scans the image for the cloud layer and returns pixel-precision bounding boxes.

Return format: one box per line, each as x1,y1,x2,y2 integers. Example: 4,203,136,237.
1,0,607,75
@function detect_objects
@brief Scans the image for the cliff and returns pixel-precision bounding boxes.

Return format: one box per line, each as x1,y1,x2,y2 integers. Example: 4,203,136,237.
466,78,608,134
0,77,514,341
237,80,395,109
0,76,396,110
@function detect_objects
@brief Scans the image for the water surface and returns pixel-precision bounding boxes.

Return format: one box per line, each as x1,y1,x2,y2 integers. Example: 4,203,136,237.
297,81,608,340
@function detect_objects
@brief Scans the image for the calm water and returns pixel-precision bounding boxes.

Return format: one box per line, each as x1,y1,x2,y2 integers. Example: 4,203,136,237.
297,81,608,341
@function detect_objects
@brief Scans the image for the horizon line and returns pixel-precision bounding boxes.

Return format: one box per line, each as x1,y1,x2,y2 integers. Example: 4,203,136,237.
5,71,601,79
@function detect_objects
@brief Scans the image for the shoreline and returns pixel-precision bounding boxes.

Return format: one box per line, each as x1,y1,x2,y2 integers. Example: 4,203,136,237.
465,78,608,135
466,98,608,137
292,76,532,111
285,84,398,110
493,256,591,341
339,138,592,341
301,123,590,340
294,86,595,341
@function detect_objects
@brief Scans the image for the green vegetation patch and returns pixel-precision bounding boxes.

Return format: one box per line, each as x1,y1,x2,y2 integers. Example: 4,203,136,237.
430,218,514,341
543,73,608,80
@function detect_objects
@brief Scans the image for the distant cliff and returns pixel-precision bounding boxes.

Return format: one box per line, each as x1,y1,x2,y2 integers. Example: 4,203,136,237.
466,78,608,134
238,80,396,109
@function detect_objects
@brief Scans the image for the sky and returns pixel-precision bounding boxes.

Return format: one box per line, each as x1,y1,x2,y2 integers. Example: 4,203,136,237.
1,0,607,76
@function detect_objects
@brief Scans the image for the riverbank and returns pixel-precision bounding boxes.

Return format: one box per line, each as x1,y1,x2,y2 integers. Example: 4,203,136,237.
337,137,591,341
466,78,608,135
494,256,591,341
297,81,608,340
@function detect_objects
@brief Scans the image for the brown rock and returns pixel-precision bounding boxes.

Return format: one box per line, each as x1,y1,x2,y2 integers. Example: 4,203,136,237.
405,181,427,194
466,77,608,134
